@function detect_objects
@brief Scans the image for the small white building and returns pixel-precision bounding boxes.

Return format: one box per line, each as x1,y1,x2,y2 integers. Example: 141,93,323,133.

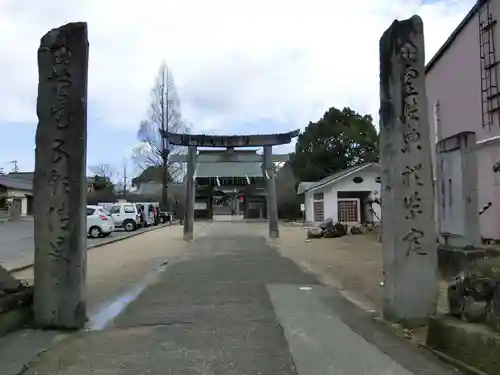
297,163,381,225
0,175,33,216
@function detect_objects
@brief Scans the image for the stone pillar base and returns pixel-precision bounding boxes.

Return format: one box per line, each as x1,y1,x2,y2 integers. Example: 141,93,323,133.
438,244,500,279
427,314,500,375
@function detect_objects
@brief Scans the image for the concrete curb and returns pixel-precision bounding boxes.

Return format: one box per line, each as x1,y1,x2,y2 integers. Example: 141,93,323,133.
420,344,490,375
371,315,490,375
7,222,179,274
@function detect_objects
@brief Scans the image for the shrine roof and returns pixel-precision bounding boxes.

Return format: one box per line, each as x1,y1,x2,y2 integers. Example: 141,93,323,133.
195,161,263,178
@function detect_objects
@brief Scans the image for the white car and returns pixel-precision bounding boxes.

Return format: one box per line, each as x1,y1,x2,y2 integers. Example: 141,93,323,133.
86,205,114,238
106,203,142,232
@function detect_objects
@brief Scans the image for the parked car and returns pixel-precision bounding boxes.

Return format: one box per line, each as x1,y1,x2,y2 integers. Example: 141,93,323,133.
107,203,142,232
86,205,114,238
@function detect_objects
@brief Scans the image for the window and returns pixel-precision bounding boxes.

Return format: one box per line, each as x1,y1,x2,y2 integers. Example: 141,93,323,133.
98,208,110,216
86,207,95,216
108,205,120,214
312,191,324,222
313,192,324,200
124,205,136,214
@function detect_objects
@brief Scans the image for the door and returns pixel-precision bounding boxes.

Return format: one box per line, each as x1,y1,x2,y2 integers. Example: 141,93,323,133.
108,205,122,226
27,196,33,215
313,192,324,222
337,199,360,224
86,207,96,232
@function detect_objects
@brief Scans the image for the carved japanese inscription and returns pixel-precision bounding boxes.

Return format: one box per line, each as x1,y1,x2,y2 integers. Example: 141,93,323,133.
33,22,88,329
379,15,438,324
399,40,428,257
45,44,72,261
401,164,423,187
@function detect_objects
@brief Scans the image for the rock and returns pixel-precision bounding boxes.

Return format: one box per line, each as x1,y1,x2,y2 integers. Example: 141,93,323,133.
319,217,334,230
350,226,363,235
448,278,465,318
0,265,22,293
463,296,487,322
333,223,347,236
307,227,323,239
323,229,344,238
447,272,496,321
486,284,500,332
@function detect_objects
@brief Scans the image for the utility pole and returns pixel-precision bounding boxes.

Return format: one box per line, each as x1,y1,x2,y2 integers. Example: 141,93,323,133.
123,158,127,199
9,160,18,172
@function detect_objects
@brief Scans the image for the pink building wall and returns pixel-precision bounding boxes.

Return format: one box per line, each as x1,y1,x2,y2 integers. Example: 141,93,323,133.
425,0,500,239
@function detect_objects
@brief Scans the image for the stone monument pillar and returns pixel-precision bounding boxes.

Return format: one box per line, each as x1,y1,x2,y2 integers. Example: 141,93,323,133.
33,22,89,329
436,131,481,277
263,146,279,238
436,131,480,247
379,15,438,326
184,146,196,241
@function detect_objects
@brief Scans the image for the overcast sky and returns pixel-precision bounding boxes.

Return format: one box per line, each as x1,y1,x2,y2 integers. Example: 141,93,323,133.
0,0,475,178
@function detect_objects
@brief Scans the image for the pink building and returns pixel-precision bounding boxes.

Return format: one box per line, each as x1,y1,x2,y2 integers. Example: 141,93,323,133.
426,0,500,240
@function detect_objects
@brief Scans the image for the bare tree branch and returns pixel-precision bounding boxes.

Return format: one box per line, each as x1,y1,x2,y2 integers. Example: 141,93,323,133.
132,62,190,208
89,163,115,180
133,62,188,173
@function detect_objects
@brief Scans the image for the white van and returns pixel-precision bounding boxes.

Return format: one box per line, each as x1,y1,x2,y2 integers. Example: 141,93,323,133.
135,202,158,227
106,203,142,231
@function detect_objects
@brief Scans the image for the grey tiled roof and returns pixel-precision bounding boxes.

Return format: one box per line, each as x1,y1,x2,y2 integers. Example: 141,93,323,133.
297,163,379,194
7,172,33,181
8,172,94,182
133,182,185,196
0,175,32,191
195,162,263,178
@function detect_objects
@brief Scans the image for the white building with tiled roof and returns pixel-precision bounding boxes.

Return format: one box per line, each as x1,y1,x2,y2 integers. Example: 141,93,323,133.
297,163,381,225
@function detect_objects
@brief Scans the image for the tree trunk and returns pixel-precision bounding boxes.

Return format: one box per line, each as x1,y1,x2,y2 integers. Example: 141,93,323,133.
161,154,168,211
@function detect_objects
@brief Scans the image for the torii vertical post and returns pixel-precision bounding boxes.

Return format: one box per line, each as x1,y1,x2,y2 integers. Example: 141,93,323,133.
184,146,196,241
263,146,279,238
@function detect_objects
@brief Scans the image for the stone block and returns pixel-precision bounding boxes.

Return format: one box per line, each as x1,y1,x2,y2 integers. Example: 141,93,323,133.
318,217,334,230
438,245,500,279
333,223,347,236
427,314,500,375
323,229,344,238
486,284,500,332
0,307,32,337
307,227,323,239
0,287,34,314
350,226,363,235
0,266,22,293
0,286,34,337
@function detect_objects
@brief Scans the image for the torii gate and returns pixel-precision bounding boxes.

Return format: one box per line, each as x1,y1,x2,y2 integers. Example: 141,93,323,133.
161,129,300,241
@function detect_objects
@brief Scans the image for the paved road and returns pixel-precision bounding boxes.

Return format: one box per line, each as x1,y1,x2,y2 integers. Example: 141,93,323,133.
0,220,162,271
16,222,461,375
